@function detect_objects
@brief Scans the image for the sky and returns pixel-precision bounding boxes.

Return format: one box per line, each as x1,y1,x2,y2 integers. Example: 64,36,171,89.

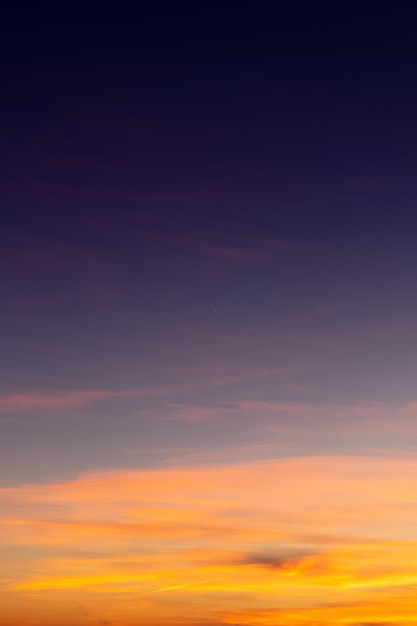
2,2,417,624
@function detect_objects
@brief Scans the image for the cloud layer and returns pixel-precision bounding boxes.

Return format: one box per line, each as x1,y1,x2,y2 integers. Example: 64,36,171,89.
3,456,417,625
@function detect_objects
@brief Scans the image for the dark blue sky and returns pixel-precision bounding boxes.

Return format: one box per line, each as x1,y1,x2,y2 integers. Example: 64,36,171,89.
1,2,417,485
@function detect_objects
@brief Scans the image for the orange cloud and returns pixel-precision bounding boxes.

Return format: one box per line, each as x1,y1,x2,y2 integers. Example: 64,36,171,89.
3,456,417,624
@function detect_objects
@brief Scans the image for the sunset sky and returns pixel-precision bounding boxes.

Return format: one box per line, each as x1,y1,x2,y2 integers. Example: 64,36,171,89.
2,3,417,625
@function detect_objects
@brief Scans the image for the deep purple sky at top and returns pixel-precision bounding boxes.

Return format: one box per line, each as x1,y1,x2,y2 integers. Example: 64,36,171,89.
1,2,417,483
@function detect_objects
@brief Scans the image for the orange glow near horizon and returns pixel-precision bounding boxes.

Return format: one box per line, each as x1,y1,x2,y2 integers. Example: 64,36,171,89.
2,455,417,625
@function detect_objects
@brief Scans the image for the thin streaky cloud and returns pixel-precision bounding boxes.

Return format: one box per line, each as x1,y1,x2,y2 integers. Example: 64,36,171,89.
0,370,272,418
3,457,417,624
0,390,128,413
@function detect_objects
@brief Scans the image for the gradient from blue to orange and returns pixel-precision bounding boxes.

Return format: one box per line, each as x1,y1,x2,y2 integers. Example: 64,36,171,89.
2,4,417,625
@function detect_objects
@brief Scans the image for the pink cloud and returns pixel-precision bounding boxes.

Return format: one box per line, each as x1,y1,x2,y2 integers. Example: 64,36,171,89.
0,390,127,413
233,400,417,440
158,404,226,423
0,370,272,421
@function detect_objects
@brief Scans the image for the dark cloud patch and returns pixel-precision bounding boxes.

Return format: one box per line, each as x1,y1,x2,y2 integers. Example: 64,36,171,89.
238,550,316,570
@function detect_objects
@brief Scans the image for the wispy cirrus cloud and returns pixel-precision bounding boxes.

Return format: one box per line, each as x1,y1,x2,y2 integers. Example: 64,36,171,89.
0,370,271,421
0,390,126,413
229,400,417,446
4,386,417,455
3,456,417,624
141,227,289,279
